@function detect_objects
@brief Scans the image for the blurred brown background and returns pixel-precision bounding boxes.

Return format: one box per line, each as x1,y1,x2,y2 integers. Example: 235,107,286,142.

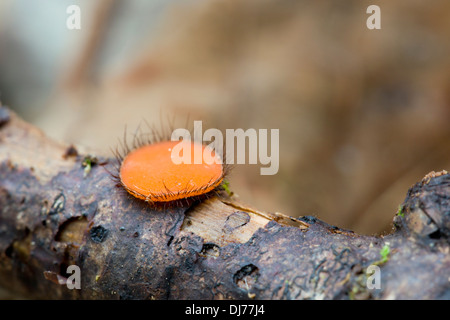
1,0,450,236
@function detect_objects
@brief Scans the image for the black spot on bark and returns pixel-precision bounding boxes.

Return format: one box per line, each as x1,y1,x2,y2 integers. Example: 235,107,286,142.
298,215,317,223
5,244,13,258
63,145,78,159
167,235,174,246
90,225,108,243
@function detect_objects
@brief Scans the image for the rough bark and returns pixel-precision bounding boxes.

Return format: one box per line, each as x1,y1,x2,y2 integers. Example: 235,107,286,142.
0,105,449,300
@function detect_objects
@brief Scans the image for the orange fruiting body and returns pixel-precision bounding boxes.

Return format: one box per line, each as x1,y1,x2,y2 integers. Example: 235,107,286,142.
119,140,224,203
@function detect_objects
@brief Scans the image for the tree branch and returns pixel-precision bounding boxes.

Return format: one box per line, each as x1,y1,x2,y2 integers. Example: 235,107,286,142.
0,105,449,299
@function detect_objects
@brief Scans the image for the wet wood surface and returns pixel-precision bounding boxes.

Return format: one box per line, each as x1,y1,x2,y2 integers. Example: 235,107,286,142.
0,105,449,299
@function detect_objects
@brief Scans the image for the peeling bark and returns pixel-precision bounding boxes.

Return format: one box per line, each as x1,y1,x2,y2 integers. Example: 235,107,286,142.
0,105,449,300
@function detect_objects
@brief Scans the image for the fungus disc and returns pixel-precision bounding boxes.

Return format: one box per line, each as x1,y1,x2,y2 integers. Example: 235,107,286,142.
119,140,224,202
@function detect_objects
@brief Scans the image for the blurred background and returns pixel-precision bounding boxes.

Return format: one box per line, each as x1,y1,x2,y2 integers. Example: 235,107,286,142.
1,0,450,236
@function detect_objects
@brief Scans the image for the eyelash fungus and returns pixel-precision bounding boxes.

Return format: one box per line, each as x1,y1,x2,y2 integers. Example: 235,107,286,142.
109,123,230,208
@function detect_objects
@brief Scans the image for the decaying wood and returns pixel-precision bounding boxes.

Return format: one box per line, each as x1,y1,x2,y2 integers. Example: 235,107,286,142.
0,105,449,300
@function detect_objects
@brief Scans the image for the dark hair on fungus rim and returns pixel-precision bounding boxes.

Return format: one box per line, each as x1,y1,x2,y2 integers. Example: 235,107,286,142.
105,119,232,210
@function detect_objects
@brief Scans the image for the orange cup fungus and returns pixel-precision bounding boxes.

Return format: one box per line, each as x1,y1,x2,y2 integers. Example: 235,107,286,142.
118,140,225,204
